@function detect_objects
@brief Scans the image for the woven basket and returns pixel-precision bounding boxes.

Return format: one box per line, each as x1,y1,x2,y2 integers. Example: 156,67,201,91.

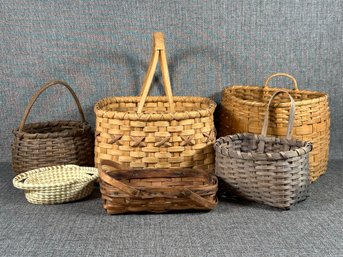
215,91,312,209
94,33,216,171
98,160,218,214
218,73,330,181
13,165,98,204
12,81,94,174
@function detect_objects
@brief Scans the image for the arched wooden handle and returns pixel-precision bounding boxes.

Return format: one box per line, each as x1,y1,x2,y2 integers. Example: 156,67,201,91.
258,90,296,153
263,73,299,91
19,80,86,131
137,32,175,113
183,189,217,209
98,160,140,196
261,90,296,139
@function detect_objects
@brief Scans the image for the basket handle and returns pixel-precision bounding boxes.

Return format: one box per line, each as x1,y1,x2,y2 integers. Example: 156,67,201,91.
263,73,299,91
98,160,141,196
182,189,217,209
18,80,86,132
261,90,296,140
137,32,175,114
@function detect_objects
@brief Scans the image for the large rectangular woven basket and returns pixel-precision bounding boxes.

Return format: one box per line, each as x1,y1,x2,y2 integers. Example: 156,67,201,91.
218,73,329,181
94,33,216,171
98,160,218,214
12,81,94,174
215,91,312,209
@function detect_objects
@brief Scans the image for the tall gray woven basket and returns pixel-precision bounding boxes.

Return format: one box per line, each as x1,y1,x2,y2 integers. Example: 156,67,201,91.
215,91,312,209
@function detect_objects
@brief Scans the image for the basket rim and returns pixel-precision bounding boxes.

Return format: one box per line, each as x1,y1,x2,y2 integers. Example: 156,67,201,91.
94,96,216,121
222,86,328,107
13,120,91,139
214,133,312,161
13,165,99,190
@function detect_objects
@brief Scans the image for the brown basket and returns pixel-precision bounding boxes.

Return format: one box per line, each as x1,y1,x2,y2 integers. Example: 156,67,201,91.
98,160,218,214
94,32,216,171
215,91,312,209
12,81,94,174
218,73,330,181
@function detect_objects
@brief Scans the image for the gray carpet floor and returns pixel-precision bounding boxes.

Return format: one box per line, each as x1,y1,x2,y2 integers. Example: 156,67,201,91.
1,161,342,257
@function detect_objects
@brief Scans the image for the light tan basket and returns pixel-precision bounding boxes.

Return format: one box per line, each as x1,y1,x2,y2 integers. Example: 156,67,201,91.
218,73,330,181
94,32,216,171
13,165,98,204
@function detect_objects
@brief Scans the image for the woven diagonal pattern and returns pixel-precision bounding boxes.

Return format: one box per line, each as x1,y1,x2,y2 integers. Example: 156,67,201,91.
219,86,330,181
215,134,312,209
95,96,216,170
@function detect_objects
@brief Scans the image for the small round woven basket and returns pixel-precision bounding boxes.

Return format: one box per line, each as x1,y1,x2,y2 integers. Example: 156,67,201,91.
12,80,94,174
13,165,98,204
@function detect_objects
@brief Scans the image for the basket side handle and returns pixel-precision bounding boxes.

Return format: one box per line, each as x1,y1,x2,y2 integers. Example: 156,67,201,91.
98,160,140,196
261,90,295,140
137,32,175,113
183,189,217,209
263,73,299,91
19,80,86,131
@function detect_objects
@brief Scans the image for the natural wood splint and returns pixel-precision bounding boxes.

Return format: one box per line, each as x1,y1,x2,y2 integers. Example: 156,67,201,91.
94,32,216,171
108,134,123,145
218,73,330,181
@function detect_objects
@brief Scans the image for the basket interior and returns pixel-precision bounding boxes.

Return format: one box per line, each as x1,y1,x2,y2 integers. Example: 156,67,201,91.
25,169,92,186
98,96,213,114
228,135,306,154
228,87,325,104
21,121,86,134
103,168,212,187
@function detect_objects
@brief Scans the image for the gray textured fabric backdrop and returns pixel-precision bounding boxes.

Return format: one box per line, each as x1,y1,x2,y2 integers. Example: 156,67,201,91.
1,161,342,256
0,0,342,161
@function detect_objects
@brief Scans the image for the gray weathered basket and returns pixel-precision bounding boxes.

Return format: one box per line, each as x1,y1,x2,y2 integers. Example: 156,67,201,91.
215,91,312,209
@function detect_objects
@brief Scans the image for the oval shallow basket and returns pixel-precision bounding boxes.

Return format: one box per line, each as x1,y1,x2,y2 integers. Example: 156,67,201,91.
99,160,218,214
13,165,98,204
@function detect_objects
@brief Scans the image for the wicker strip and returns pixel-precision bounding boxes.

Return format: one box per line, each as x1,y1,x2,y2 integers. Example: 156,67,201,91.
98,160,218,214
215,91,312,209
94,33,216,171
218,73,330,181
12,81,94,174
13,165,98,204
